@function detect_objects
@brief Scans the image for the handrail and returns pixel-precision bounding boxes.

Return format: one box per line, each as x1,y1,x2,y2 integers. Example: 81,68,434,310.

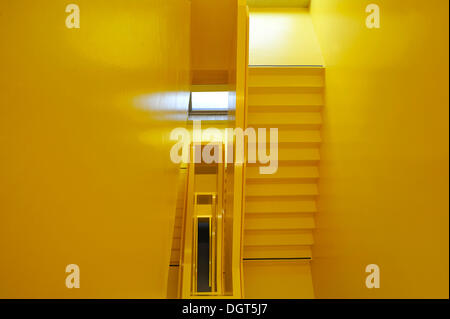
180,147,196,298
176,169,188,298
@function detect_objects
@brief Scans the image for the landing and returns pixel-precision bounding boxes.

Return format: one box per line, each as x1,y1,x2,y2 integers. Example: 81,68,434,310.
249,8,324,66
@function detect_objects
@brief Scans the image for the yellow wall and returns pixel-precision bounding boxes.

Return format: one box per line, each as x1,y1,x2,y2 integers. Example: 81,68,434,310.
249,8,324,66
244,261,315,299
191,0,237,84
0,0,190,298
310,0,449,298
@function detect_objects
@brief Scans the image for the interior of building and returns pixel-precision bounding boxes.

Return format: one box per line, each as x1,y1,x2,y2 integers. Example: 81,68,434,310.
0,0,448,299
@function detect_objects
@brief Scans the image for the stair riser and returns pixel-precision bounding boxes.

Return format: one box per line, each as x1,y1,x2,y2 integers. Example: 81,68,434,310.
245,230,314,246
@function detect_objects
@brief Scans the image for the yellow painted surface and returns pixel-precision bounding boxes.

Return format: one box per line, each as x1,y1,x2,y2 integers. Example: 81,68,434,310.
191,0,237,84
0,0,190,298
167,168,188,298
195,175,218,193
249,9,324,66
248,0,311,8
166,267,180,299
243,65,324,298
243,260,314,298
310,0,449,298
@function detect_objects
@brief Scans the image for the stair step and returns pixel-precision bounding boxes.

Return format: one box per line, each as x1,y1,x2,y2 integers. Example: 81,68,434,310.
249,86,323,94
248,67,324,88
246,147,320,164
244,213,315,230
246,199,317,214
246,165,319,181
248,105,322,113
249,75,324,89
243,245,312,259
247,112,322,127
246,182,318,197
170,249,181,264
250,129,321,144
248,92,323,107
278,147,320,162
249,66,325,77
174,217,183,228
278,129,321,144
172,240,181,250
172,226,182,239
245,229,314,246
176,201,185,210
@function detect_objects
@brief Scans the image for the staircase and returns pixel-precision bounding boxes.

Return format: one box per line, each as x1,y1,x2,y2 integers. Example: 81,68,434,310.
169,168,187,267
243,66,324,261
167,168,187,298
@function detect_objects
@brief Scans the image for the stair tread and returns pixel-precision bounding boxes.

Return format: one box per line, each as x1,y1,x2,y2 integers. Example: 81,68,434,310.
244,213,315,230
250,129,321,144
246,147,320,163
248,93,324,107
248,105,322,113
170,249,181,263
249,66,325,75
247,112,322,126
243,245,312,259
249,87,323,94
246,182,318,197
244,229,314,246
246,199,317,214
247,165,319,180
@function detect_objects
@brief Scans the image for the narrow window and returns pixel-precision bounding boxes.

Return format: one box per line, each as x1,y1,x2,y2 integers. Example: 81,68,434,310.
189,91,229,115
